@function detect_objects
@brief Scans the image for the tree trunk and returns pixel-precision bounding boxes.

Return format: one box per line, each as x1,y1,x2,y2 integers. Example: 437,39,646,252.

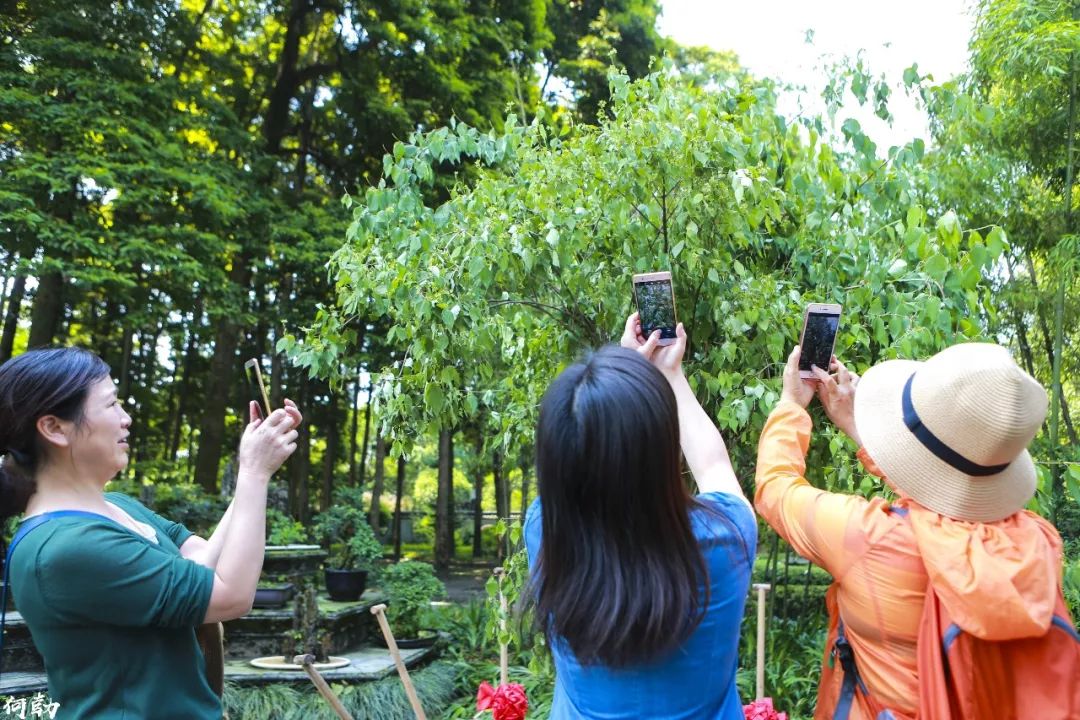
162,337,183,460
472,437,484,559
357,383,373,486
519,452,531,521
0,260,11,322
169,302,202,461
1049,21,1078,523
0,272,26,364
435,429,455,571
348,376,360,485
494,449,508,562
131,325,162,478
1049,277,1066,521
392,454,405,561
368,435,386,533
1004,254,1037,376
289,372,312,522
118,327,135,401
172,0,214,77
320,388,340,512
193,257,251,492
27,269,64,348
1025,252,1079,447
270,304,285,410
263,0,315,154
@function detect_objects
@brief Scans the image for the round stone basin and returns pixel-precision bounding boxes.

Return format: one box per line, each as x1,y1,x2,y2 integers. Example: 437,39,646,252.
249,656,351,671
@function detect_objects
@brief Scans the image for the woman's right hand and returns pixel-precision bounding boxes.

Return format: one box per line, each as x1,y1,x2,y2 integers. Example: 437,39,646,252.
780,346,816,408
812,357,861,446
620,312,686,379
238,399,302,480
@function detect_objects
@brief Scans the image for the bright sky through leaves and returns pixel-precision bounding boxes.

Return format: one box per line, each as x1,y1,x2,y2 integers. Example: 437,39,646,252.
658,0,974,148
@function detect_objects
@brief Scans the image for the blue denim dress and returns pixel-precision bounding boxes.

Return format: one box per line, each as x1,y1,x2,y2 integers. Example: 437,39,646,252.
524,492,757,720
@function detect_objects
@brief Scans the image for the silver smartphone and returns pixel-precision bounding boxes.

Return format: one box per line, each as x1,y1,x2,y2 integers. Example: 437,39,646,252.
632,271,678,346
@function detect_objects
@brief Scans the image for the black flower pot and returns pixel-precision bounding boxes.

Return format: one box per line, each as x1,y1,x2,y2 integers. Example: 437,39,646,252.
324,569,368,601
253,583,295,608
375,629,439,649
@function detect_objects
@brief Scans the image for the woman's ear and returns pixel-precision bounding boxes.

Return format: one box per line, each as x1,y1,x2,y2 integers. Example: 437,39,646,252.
36,414,72,450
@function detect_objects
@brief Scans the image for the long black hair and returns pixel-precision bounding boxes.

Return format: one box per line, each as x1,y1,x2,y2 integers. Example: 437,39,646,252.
531,345,708,667
0,348,111,521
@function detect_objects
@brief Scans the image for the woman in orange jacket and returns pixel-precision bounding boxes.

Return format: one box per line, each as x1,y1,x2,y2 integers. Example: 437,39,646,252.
754,342,1078,720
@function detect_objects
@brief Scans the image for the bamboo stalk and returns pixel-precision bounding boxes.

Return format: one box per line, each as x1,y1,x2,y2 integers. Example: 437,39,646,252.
370,603,427,720
1050,15,1078,523
753,583,771,700
494,567,509,686
293,654,353,720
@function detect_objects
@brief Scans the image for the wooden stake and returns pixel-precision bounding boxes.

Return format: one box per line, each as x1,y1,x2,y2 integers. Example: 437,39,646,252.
293,654,353,720
370,603,428,720
494,567,508,686
753,583,771,700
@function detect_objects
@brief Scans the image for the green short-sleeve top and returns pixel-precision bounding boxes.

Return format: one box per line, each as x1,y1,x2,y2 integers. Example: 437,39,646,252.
8,492,219,719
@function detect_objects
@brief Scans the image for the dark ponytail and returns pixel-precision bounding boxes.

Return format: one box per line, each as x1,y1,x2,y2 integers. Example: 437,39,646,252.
531,346,709,667
0,461,35,523
0,348,111,520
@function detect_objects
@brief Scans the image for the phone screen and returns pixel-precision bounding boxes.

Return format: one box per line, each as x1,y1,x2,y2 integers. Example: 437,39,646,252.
635,280,677,340
800,313,840,371
244,359,272,419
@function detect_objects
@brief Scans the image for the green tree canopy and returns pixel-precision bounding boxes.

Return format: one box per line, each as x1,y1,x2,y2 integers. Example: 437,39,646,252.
293,63,1002,493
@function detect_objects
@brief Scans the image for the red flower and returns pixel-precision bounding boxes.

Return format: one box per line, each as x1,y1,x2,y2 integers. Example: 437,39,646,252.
743,697,787,720
476,681,496,712
476,681,528,720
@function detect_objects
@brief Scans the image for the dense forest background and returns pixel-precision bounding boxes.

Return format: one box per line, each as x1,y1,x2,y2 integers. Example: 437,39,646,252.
0,0,687,544
1,0,1078,575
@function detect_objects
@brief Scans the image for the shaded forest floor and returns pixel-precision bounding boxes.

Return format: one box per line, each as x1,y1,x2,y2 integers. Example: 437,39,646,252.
438,560,498,602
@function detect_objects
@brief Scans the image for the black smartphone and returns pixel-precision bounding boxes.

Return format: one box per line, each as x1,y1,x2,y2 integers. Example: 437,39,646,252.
799,304,842,378
632,271,678,346
244,358,272,419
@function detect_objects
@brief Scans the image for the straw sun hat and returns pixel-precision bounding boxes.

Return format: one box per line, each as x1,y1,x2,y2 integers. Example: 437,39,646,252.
853,343,1049,523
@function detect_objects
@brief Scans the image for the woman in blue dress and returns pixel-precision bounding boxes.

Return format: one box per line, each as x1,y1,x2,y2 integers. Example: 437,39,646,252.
524,313,757,719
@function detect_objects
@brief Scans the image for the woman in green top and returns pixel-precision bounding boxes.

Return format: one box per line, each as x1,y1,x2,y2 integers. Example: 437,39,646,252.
0,347,301,719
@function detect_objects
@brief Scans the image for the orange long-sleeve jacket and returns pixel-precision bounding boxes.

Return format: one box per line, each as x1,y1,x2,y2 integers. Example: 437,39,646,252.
754,400,1071,720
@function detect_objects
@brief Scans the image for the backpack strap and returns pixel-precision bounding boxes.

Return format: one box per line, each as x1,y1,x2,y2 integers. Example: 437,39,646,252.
1051,615,1080,644
832,618,869,720
1,510,114,679
832,504,910,720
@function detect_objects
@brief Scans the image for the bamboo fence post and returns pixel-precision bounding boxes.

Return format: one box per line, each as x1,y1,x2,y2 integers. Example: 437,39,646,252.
292,654,353,720
753,583,771,700
370,603,427,720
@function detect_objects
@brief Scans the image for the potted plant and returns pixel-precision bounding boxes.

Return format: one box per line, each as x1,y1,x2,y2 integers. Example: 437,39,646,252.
254,509,311,608
380,560,446,647
313,501,383,601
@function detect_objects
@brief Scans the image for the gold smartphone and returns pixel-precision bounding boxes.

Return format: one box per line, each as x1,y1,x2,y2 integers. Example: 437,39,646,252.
799,303,842,379
244,358,272,419
632,271,678,346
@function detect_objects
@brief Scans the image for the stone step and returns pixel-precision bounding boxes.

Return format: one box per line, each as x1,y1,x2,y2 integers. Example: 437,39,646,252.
2,592,389,672
0,643,439,697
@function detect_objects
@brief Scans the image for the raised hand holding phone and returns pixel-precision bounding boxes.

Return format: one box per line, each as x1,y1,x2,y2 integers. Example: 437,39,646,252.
621,312,685,379
239,399,302,481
